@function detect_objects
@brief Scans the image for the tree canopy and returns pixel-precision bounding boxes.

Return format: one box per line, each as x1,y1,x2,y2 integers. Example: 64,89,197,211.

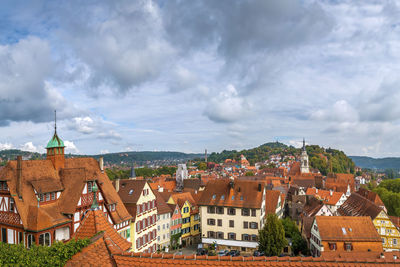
281,218,309,255
373,178,400,216
258,214,287,256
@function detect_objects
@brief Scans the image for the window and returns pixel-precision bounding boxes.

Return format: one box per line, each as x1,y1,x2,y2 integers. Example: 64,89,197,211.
207,206,215,214
231,196,235,200
207,231,215,238
88,182,93,193
1,228,7,243
217,232,224,239
39,194,44,202
250,222,258,229
242,208,250,216
243,221,248,229
18,232,23,244
241,247,246,252
228,208,236,215
39,232,51,246
129,189,134,195
184,207,189,213
51,192,55,200
251,209,256,217
229,220,234,227
228,233,236,240
218,219,222,226
382,238,386,244
27,234,35,248
221,195,225,200
394,239,397,245
46,193,50,201
217,207,224,214
251,235,257,241
329,243,337,251
9,198,15,212
345,243,352,251
212,194,216,199
242,234,250,241
194,224,200,230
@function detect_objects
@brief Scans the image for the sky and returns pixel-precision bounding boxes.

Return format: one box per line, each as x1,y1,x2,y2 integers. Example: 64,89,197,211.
1,0,400,157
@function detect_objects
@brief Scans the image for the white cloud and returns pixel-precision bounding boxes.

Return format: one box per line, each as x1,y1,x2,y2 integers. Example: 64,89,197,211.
64,140,79,154
20,142,40,153
100,149,109,154
204,84,250,123
68,116,95,134
0,142,14,150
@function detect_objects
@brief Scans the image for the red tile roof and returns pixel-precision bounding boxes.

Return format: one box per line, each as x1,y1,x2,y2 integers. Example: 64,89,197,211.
0,157,131,232
197,179,265,209
306,188,344,206
265,190,281,214
338,192,383,219
73,209,131,251
316,216,381,242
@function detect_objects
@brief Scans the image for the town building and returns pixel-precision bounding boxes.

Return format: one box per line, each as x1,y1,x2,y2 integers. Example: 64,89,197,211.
0,127,131,247
306,188,347,214
197,178,266,254
115,179,157,253
310,216,383,257
155,192,172,252
167,192,200,246
169,203,182,248
338,192,400,251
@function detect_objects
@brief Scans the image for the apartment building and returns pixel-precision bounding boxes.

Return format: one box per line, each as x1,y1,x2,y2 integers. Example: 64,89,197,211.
198,178,266,254
116,180,157,253
155,192,172,251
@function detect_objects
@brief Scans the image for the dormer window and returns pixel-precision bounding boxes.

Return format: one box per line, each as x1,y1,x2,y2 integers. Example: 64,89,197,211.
129,189,134,195
109,203,116,211
51,192,55,200
212,194,216,199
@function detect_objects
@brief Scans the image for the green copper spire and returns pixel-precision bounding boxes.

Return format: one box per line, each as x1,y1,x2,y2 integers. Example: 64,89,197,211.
91,182,99,210
46,110,65,149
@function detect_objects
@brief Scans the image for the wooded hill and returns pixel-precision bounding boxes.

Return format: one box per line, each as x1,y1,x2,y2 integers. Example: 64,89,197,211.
207,142,355,175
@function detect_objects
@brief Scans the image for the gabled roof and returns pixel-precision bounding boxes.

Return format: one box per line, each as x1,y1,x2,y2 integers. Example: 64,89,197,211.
0,157,131,232
169,192,196,208
73,209,131,251
337,192,383,219
197,179,265,209
389,216,400,229
115,179,147,204
155,191,172,215
303,197,326,217
306,188,344,206
315,216,381,242
357,188,385,207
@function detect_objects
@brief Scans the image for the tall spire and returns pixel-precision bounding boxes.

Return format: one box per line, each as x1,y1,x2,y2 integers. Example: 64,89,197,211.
302,138,306,151
54,110,57,134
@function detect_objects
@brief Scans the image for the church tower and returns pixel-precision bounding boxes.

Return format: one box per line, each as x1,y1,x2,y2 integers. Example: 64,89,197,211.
46,111,65,170
300,138,310,173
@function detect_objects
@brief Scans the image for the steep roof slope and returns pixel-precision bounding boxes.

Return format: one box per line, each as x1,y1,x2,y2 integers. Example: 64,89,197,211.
337,192,382,219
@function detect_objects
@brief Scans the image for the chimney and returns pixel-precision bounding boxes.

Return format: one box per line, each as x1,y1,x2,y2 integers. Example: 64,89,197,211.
316,188,318,193
17,156,23,199
115,178,120,192
258,183,262,192
99,157,104,172
329,190,333,196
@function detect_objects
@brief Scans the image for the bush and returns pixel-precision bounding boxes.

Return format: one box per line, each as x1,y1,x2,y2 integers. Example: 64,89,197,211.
0,239,90,266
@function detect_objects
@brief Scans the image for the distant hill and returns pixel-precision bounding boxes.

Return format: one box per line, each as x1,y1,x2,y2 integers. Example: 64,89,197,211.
0,149,203,166
208,142,355,175
350,156,400,170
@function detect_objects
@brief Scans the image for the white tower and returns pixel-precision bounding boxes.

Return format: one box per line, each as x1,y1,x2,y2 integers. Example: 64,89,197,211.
176,164,188,191
300,138,310,173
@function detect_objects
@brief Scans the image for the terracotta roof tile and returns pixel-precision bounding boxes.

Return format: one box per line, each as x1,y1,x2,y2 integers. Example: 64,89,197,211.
316,216,381,242
73,209,131,251
337,193,382,219
265,190,281,214
306,188,344,206
198,179,265,208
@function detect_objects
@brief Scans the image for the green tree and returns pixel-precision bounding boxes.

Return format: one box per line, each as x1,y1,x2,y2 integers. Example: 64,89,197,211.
258,214,287,256
245,171,254,176
281,218,308,255
198,162,207,171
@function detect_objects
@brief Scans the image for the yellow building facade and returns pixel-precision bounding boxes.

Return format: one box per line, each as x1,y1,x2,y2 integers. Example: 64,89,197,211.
374,210,400,251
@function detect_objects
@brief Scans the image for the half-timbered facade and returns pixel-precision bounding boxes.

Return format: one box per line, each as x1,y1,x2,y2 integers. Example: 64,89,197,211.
0,128,131,247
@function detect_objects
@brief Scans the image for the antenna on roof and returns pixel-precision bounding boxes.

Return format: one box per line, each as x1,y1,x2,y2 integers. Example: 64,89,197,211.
54,110,57,134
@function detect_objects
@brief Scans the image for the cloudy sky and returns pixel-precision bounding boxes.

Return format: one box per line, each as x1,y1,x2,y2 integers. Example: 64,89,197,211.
1,0,400,157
